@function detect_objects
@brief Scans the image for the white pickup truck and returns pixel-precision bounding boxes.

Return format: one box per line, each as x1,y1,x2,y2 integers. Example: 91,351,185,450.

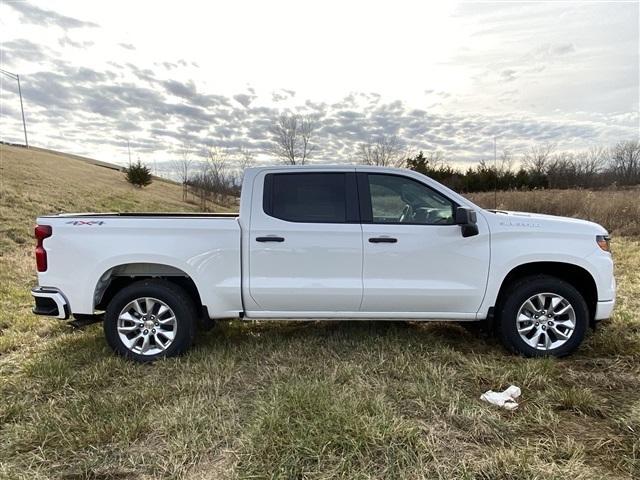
32,166,615,361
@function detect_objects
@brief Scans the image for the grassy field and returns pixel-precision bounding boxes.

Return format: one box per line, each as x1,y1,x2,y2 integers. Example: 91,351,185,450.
469,188,640,236
1,145,639,479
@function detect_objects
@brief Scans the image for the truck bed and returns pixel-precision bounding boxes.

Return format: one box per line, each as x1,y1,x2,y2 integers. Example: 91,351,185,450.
36,213,242,317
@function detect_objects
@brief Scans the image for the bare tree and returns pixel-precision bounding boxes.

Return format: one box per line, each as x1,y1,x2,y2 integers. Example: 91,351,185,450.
227,147,253,187
299,116,314,164
578,147,608,175
270,114,316,165
496,148,514,175
429,151,445,166
191,163,212,210
359,135,405,167
610,140,640,184
523,143,556,175
238,147,255,172
172,146,194,201
547,152,579,188
410,150,446,169
570,146,609,187
206,146,232,204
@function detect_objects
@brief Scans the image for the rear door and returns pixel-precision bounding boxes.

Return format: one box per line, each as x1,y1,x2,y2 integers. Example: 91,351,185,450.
247,170,363,313
358,172,490,316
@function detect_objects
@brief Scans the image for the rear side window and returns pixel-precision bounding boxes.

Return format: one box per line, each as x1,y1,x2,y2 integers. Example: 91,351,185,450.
264,173,349,223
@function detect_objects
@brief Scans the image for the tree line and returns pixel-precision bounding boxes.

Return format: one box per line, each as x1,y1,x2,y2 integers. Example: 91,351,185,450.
406,140,640,192
131,113,639,205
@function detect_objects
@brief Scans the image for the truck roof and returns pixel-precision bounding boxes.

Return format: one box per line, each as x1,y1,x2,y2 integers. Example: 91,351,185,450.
241,164,480,213
245,164,413,174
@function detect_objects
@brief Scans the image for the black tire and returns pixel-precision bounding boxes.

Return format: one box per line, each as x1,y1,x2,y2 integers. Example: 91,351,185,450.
497,275,588,357
104,279,197,362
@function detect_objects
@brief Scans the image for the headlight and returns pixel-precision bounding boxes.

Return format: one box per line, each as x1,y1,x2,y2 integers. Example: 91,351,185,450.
596,235,610,252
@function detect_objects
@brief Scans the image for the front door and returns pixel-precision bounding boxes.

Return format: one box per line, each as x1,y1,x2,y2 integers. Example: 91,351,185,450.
248,170,363,313
358,172,490,316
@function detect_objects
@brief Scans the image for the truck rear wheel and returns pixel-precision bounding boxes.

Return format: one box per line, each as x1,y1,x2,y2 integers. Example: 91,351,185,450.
104,279,196,362
497,275,588,357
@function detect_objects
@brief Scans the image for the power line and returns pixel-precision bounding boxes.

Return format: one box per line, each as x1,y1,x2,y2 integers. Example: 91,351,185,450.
0,69,28,148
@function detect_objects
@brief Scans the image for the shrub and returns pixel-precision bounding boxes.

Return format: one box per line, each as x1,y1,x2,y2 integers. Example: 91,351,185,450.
124,160,152,188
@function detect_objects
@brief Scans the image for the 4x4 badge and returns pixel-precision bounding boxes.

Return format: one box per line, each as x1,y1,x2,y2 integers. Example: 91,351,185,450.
66,220,105,226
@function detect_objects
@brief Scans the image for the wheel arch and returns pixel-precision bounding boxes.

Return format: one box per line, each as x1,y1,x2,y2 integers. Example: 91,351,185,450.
94,262,204,316
493,261,598,325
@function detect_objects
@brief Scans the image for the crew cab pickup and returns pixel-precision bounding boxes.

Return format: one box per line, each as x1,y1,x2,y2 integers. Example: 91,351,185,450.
32,166,615,361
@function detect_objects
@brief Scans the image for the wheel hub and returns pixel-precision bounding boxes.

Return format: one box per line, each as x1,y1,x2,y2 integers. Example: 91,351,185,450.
516,293,576,351
116,297,177,355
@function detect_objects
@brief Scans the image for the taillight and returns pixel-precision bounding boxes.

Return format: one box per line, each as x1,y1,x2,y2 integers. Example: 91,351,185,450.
35,225,52,272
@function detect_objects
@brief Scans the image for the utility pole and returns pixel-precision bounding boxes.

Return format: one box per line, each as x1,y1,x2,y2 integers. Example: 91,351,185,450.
494,136,498,210
127,139,132,167
0,69,29,148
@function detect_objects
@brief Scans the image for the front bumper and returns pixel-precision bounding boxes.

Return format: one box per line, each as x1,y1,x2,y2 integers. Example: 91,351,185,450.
595,299,615,321
31,287,70,319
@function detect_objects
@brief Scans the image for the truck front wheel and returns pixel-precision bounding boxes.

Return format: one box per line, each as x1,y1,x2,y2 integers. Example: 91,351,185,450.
497,275,588,357
104,279,196,362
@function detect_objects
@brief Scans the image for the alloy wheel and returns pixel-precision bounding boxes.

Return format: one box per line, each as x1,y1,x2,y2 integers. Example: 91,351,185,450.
116,297,177,355
516,292,576,350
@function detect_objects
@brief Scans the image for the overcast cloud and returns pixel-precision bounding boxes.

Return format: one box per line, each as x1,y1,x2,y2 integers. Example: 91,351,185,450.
0,0,637,168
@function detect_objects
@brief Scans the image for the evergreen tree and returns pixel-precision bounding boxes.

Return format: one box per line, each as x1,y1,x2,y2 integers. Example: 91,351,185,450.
124,160,153,188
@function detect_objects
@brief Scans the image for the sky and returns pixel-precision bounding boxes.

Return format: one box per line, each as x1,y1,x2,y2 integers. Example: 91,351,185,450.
1,0,638,170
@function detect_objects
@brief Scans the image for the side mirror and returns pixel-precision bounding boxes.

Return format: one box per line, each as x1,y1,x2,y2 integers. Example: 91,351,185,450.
455,207,479,238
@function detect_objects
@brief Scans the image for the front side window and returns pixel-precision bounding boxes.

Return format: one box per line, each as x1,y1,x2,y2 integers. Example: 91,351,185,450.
367,174,455,225
265,173,347,223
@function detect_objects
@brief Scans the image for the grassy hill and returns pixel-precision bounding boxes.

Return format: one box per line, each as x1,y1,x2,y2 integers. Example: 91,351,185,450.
1,144,639,479
0,144,220,251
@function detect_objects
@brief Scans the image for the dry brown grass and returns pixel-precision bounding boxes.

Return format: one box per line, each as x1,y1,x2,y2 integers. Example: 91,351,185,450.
468,188,640,236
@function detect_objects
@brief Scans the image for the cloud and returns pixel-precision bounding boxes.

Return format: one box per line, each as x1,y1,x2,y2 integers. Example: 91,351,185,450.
233,93,256,108
126,63,156,83
500,69,518,82
157,62,178,70
118,43,136,50
532,42,577,60
0,39,49,66
551,42,576,56
5,63,632,165
6,1,98,29
58,36,95,49
162,79,197,98
0,25,636,168
160,79,230,108
272,89,296,102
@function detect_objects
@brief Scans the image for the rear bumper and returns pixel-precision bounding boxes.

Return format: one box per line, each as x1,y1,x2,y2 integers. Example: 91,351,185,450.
31,287,70,319
595,299,615,321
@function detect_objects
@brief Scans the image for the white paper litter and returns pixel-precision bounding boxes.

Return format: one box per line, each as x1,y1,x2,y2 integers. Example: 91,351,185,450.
480,385,521,410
